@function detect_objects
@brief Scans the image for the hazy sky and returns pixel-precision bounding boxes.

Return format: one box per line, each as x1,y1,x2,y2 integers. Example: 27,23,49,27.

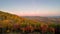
0,0,60,16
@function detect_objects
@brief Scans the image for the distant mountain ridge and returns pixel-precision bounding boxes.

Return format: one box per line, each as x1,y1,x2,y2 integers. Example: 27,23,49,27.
47,16,60,18
22,16,60,24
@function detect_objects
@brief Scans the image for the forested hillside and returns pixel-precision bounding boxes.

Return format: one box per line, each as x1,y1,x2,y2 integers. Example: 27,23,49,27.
0,11,60,34
0,11,39,28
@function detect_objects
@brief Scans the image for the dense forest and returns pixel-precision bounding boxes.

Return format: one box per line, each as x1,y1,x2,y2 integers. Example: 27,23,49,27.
0,11,60,34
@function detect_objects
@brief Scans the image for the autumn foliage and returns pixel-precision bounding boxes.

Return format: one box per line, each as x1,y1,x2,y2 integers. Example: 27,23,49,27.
0,11,60,34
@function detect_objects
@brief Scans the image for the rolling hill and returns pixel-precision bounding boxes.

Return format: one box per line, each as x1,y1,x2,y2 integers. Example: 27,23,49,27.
0,11,60,28
0,11,60,34
0,11,39,28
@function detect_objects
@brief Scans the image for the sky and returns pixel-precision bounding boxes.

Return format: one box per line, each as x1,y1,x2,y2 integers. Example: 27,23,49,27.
0,0,60,16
